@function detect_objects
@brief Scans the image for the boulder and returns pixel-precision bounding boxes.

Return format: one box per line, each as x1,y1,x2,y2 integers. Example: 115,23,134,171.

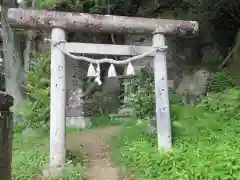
176,69,211,105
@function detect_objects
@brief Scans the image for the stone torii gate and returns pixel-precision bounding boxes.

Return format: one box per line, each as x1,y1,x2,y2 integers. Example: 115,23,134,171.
5,8,198,173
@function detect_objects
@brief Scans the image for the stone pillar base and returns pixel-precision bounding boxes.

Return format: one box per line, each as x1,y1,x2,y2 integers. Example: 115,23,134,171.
42,163,73,178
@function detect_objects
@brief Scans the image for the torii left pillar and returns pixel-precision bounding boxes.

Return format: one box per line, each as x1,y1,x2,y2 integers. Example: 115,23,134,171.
50,27,67,170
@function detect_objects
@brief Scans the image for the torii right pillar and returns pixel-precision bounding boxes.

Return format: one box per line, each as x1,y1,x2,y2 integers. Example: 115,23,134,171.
152,29,172,150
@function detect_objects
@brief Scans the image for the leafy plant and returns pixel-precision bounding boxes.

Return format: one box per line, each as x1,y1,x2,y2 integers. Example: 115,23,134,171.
110,87,240,179
208,71,235,93
12,131,49,179
12,130,85,179
199,87,240,120
16,53,50,129
127,66,155,120
109,65,240,179
126,66,181,128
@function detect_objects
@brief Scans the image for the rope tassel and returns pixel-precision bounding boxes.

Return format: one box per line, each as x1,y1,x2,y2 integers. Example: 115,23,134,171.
126,62,135,76
87,63,97,77
94,76,102,85
94,63,102,85
108,64,117,77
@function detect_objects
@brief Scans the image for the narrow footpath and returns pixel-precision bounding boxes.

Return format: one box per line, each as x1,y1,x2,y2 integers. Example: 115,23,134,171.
67,126,121,180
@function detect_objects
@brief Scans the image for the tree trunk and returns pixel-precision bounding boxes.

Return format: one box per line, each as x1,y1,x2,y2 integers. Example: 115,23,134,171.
4,8,198,37
22,0,36,73
1,1,26,118
0,91,14,180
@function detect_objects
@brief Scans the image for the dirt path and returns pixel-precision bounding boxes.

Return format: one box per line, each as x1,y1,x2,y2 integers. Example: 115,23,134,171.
67,126,120,180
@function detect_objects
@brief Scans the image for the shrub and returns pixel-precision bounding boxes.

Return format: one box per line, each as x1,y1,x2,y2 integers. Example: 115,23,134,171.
199,87,240,120
110,88,240,179
127,66,183,125
129,69,235,122
208,71,235,93
110,68,240,179
126,66,155,120
16,53,50,129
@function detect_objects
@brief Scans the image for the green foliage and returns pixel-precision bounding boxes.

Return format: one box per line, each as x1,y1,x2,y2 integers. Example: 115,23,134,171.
127,66,181,121
34,0,131,15
12,131,49,179
35,0,95,13
208,71,235,92
90,115,122,128
13,122,26,133
199,87,240,119
127,66,155,120
129,67,236,122
110,66,240,179
12,130,84,179
35,0,57,8
110,87,240,179
17,53,50,129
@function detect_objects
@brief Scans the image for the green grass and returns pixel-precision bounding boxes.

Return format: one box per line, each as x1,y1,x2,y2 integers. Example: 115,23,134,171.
90,115,122,128
12,115,120,179
109,105,240,180
12,128,85,180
